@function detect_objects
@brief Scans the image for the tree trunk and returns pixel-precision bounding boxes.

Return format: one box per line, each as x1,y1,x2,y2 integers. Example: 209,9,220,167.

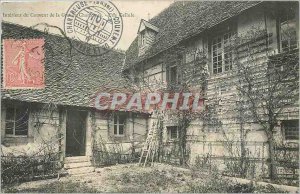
267,132,277,180
240,138,247,178
179,117,189,166
239,118,247,177
238,101,247,178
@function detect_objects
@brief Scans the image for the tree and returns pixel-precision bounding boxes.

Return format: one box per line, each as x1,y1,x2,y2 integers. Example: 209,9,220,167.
232,29,299,180
126,44,210,166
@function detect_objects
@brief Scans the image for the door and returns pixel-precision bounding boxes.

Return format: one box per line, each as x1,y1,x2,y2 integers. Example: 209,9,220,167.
65,109,87,156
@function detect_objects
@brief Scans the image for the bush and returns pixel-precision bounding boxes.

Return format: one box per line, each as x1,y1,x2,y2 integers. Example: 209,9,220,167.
186,173,230,193
191,154,212,171
107,168,183,192
186,178,287,193
1,153,61,186
3,180,99,193
92,150,139,167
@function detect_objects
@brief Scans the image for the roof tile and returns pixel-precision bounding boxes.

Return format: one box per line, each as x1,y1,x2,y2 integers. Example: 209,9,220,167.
125,1,261,69
1,22,127,108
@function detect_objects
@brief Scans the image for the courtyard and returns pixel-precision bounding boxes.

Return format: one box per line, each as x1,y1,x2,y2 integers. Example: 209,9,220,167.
1,1,299,193
2,163,292,193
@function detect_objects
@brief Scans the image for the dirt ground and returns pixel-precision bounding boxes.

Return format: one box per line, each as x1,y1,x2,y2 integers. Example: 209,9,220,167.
3,163,289,193
4,163,197,193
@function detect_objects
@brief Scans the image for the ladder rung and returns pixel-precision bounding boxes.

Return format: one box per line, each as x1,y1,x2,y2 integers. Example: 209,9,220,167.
139,119,160,166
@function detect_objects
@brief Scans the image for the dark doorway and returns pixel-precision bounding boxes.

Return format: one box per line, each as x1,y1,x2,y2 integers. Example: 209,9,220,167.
66,109,87,157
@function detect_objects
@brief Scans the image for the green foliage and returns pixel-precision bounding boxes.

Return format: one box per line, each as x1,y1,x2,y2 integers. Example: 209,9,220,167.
186,178,287,193
223,158,257,178
253,184,288,193
192,154,212,170
158,141,190,166
4,164,289,193
92,149,139,167
1,153,60,186
3,180,99,193
108,166,288,193
186,176,229,193
107,168,184,192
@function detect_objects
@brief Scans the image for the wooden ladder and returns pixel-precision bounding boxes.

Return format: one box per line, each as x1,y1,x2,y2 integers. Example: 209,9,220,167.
138,120,159,167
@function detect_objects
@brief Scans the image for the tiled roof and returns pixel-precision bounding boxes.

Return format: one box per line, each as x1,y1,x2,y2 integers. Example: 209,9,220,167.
1,22,127,107
125,1,261,69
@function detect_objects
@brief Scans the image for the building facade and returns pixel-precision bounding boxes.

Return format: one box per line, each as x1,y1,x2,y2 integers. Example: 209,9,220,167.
124,1,299,177
1,23,149,162
1,1,299,180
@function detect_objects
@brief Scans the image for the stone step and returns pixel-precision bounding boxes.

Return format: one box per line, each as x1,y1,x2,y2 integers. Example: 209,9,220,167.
68,166,95,175
65,161,92,169
65,156,89,163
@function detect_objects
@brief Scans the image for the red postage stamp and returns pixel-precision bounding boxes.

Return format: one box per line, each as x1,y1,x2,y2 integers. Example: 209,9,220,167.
3,39,45,89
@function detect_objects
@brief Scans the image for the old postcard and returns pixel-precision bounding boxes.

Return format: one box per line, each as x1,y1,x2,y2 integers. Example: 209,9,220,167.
1,1,299,193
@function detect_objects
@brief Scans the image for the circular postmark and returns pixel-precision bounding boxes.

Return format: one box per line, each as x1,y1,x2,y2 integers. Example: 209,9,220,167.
64,1,123,56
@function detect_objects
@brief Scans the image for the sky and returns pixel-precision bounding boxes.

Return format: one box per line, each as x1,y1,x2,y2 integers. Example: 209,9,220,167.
2,0,173,51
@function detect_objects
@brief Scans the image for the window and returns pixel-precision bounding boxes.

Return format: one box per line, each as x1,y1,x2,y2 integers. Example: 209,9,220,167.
218,85,227,96
114,114,126,136
169,66,178,84
212,31,234,74
143,63,165,84
167,126,179,140
5,106,29,136
279,11,298,52
282,120,299,140
140,31,145,46
167,57,182,85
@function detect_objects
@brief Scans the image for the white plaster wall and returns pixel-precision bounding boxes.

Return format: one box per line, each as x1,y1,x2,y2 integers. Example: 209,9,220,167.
93,112,148,154
133,117,148,142
1,106,60,156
